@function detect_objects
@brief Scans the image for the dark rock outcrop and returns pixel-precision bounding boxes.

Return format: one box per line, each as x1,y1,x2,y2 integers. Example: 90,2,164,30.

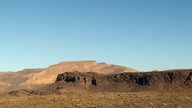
184,72,192,86
54,70,192,92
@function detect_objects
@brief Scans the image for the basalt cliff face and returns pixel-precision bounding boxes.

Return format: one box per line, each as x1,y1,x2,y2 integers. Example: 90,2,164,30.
51,70,192,93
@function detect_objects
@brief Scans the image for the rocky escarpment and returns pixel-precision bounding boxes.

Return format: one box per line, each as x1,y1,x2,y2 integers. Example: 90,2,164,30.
53,70,192,92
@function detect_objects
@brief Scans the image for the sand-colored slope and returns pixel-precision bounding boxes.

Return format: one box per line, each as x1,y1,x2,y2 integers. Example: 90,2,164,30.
22,61,137,85
0,69,44,92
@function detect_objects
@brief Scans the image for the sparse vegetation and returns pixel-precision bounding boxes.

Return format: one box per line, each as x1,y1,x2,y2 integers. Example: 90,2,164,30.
0,92,192,108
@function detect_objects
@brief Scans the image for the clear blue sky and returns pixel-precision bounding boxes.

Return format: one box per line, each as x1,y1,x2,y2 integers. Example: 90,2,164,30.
0,0,192,71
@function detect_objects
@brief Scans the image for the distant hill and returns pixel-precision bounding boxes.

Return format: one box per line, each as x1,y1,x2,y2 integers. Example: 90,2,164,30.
0,60,137,92
21,60,137,85
8,69,192,95
3,60,192,94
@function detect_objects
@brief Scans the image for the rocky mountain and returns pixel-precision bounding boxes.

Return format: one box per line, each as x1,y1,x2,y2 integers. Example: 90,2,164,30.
44,69,192,93
0,61,137,92
2,60,192,95
21,60,137,85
